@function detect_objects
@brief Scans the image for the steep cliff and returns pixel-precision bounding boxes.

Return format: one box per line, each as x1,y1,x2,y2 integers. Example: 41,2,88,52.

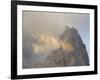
45,26,89,67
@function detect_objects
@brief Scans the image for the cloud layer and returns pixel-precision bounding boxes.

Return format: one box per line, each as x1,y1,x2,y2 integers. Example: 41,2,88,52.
32,32,74,55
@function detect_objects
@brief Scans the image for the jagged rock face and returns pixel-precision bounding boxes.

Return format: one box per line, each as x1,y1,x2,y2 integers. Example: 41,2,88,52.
45,27,89,67
30,27,89,68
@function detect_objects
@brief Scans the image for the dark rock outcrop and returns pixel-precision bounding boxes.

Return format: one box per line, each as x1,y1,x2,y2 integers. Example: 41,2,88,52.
45,26,89,67
31,26,89,68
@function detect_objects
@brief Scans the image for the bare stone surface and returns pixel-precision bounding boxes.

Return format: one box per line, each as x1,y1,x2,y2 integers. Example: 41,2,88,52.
30,26,89,68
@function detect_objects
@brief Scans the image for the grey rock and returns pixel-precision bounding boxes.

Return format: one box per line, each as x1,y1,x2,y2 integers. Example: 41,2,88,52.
30,26,89,68
45,27,89,67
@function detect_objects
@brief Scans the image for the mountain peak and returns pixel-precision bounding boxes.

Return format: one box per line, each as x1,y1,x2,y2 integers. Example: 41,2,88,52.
45,26,89,67
30,26,89,68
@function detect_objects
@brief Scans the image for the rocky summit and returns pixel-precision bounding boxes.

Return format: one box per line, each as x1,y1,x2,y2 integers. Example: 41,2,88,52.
31,26,89,68
45,26,89,67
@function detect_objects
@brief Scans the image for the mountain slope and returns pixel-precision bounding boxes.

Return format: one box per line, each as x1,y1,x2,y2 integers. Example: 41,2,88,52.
45,26,89,67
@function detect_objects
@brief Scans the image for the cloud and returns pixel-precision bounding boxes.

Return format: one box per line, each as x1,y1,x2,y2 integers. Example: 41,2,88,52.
32,32,74,54
32,32,60,54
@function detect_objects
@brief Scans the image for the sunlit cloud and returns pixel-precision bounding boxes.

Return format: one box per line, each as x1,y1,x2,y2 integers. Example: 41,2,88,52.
32,32,74,54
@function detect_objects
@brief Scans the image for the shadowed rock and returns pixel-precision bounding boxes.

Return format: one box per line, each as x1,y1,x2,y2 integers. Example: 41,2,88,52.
45,27,89,67
31,26,89,68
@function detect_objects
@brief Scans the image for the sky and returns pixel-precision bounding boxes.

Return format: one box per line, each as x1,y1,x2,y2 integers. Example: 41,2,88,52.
22,11,90,68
